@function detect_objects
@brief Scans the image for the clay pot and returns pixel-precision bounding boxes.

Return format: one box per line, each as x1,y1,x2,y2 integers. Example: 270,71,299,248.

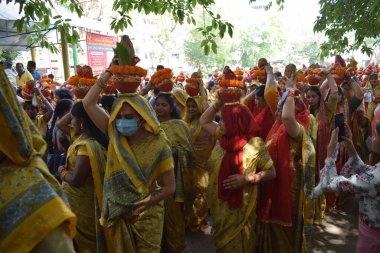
157,79,174,92
218,87,243,104
306,74,321,85
185,84,199,96
112,74,141,94
73,86,91,99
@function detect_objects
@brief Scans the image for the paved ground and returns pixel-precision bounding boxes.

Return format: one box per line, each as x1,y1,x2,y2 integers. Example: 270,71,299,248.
185,197,359,253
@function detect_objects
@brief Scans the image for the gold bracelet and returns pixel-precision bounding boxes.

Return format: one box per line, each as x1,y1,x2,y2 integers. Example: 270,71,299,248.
60,170,69,181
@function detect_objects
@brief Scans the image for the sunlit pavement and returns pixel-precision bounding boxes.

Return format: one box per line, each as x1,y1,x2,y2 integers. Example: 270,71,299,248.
185,197,359,253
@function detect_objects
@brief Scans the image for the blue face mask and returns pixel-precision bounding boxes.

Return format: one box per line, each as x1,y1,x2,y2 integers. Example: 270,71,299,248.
115,118,139,136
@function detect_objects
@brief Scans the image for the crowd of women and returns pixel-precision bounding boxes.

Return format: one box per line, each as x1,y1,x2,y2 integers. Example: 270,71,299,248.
1,44,380,253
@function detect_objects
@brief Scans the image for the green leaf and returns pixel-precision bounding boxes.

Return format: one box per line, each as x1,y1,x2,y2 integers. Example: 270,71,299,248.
113,42,132,65
177,9,184,22
228,26,233,37
204,44,210,55
211,42,217,54
219,24,226,38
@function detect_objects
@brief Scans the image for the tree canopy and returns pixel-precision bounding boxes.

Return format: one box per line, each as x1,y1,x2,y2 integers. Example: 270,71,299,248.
1,0,379,58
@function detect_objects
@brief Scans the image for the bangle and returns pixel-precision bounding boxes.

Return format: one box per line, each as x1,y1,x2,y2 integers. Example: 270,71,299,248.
60,170,68,181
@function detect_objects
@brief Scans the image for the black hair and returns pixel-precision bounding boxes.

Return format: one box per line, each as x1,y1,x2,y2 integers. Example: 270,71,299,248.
55,88,73,100
101,95,115,114
71,101,108,148
27,60,36,68
16,62,23,68
48,74,54,79
46,99,73,152
153,86,160,96
156,65,164,71
208,80,215,92
255,85,265,98
156,93,181,119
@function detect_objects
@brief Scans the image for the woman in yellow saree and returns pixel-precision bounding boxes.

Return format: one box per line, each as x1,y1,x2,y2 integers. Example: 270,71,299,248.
154,92,194,253
0,66,76,253
172,88,188,118
184,80,215,231
82,65,175,252
200,96,276,253
58,101,111,253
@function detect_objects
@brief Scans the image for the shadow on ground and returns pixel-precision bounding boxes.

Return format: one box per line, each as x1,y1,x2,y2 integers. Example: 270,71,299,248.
185,197,359,253
312,197,358,253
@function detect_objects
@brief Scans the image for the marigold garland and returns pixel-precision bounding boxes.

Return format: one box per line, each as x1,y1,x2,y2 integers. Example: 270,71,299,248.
306,69,322,75
185,78,198,84
109,65,147,77
22,84,32,93
330,67,348,75
39,77,52,84
218,79,244,88
251,69,266,76
68,75,80,86
78,78,97,86
151,68,173,85
234,69,244,76
41,84,52,89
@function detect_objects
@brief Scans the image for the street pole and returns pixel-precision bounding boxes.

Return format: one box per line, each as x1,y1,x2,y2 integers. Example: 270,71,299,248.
60,29,70,80
72,43,78,74
30,47,36,62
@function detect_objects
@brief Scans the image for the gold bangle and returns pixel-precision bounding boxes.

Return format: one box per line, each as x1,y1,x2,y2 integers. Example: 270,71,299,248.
60,170,68,181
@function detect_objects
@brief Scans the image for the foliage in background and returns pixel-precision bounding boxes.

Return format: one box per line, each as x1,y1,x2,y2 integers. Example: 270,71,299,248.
1,0,83,53
0,50,21,62
256,0,380,58
314,0,380,58
2,0,379,58
184,14,285,69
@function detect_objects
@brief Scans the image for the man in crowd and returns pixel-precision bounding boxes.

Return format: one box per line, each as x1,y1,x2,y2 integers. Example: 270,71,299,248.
16,62,34,87
2,59,17,89
27,60,42,81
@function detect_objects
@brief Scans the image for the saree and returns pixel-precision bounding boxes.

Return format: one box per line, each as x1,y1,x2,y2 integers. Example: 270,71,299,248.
102,94,174,253
63,137,112,253
172,88,188,118
314,92,338,221
208,137,273,252
0,66,76,253
259,85,316,253
184,96,215,231
257,126,316,253
160,119,194,253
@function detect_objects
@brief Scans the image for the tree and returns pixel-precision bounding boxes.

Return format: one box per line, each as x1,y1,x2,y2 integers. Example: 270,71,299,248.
0,50,21,62
284,36,323,66
3,0,379,58
257,0,380,58
313,0,380,58
234,17,286,67
1,0,234,55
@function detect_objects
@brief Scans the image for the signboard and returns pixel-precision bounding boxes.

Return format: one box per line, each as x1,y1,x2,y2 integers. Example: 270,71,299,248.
86,32,117,75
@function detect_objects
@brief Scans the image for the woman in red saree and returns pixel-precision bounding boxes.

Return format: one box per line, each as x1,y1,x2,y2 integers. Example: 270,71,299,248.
256,64,316,253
